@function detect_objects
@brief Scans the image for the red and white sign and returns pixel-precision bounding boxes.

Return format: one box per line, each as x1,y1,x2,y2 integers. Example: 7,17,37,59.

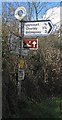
22,39,38,50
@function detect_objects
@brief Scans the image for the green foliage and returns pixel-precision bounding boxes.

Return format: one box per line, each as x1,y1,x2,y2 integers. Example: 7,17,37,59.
10,97,62,118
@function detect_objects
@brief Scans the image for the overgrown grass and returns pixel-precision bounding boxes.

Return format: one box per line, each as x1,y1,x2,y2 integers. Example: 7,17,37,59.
13,97,62,118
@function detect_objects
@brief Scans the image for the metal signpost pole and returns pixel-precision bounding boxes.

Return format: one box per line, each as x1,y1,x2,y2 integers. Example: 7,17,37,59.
18,21,23,98
15,7,26,99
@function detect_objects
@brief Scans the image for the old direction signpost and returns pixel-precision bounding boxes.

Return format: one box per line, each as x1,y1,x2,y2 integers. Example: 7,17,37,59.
21,49,29,56
18,69,25,81
14,6,54,98
22,38,38,50
8,32,19,54
23,20,54,36
18,58,25,69
18,69,25,96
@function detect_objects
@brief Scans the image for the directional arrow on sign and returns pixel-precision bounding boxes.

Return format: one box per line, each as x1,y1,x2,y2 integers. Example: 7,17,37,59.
23,20,54,36
32,41,37,48
48,22,52,33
